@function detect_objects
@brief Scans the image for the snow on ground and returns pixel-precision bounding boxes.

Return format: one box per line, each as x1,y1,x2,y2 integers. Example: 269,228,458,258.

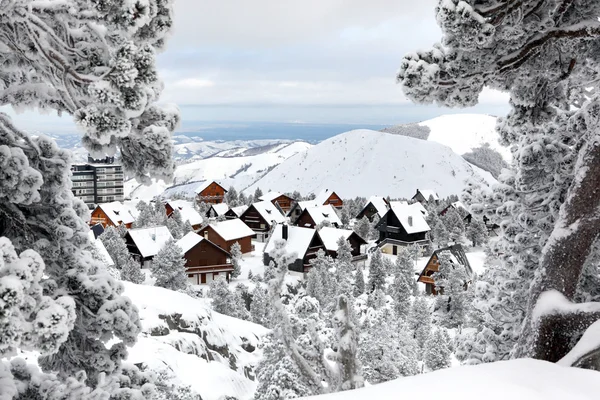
245,129,497,199
301,359,600,400
122,282,269,400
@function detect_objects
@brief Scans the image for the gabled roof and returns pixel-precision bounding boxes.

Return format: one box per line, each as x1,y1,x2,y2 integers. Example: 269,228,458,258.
250,201,286,224
127,226,173,258
98,201,138,225
264,225,318,259
228,205,249,217
195,180,228,195
301,205,342,227
418,243,473,282
359,196,389,218
166,200,203,226
388,203,431,234
314,189,340,205
451,201,469,213
88,230,114,267
204,219,255,242
318,227,367,252
209,203,230,217
415,189,439,201
176,231,231,256
259,191,286,202
410,201,428,217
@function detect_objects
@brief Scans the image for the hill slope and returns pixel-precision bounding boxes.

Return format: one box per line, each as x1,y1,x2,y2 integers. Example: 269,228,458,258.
245,129,496,199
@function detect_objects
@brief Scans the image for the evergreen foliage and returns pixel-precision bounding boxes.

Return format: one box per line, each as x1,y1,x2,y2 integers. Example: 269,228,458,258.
230,242,243,279
367,250,386,293
424,329,452,372
150,240,187,291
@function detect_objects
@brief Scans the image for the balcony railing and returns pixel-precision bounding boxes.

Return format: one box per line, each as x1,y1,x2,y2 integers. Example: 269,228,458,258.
377,238,429,248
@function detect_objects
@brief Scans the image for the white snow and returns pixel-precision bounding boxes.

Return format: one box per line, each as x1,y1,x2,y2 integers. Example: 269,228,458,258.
300,358,600,400
251,200,286,224
175,231,204,254
259,191,284,202
209,203,230,216
533,290,600,322
389,203,431,234
166,199,203,226
303,205,342,227
127,226,173,258
361,196,389,218
559,320,600,367
315,189,341,205
416,189,439,201
318,227,356,252
245,129,497,199
264,225,316,260
97,201,138,225
208,219,256,241
87,230,114,266
229,204,249,217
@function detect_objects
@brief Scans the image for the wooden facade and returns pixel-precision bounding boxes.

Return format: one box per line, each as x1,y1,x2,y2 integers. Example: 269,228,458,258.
240,205,271,241
295,209,318,229
90,206,133,229
417,244,472,295
376,210,428,244
321,192,343,209
324,231,366,259
182,238,233,285
165,202,203,230
412,189,439,204
269,194,295,213
355,199,388,221
263,232,326,274
197,225,254,254
196,181,227,204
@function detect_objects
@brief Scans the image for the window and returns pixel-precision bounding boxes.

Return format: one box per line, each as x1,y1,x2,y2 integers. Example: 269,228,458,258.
260,224,265,229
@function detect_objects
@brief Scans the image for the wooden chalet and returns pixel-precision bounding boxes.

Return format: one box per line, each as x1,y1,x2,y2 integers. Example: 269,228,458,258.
165,200,204,230
376,203,431,255
356,196,389,221
295,204,342,229
90,201,138,229
411,189,439,204
206,203,230,219
259,191,296,214
239,200,286,242
198,218,255,254
314,189,343,209
225,205,249,219
263,224,326,274
318,227,368,266
440,201,472,224
417,244,473,295
125,226,173,268
287,200,319,224
176,232,233,284
196,181,227,204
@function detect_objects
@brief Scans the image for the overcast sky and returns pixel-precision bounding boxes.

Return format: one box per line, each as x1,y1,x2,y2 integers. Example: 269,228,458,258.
6,0,509,133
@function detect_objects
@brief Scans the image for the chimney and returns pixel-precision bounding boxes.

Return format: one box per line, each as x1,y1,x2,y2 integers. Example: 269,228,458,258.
408,216,413,226
282,223,288,240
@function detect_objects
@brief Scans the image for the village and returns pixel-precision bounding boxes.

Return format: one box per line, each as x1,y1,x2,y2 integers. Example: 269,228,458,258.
87,179,492,294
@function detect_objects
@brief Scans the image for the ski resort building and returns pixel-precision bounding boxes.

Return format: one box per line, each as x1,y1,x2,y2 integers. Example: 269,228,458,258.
198,218,255,254
417,244,473,295
263,224,326,274
318,227,368,266
286,200,320,224
71,156,124,209
295,205,342,229
314,189,343,209
376,202,431,254
240,201,286,242
355,196,389,221
412,189,439,203
259,191,296,213
176,232,233,285
90,201,138,229
165,200,204,230
125,226,173,268
195,181,227,204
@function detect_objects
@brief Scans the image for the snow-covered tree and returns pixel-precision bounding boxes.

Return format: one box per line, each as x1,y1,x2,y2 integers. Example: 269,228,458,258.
466,218,488,248
424,329,451,372
230,242,243,279
306,250,336,309
441,208,465,241
122,258,146,284
432,220,450,248
397,0,600,362
335,238,355,298
340,206,351,229
390,247,414,320
100,226,132,269
225,186,240,207
209,277,234,315
367,250,386,293
250,286,272,327
354,216,371,241
354,266,366,297
166,209,186,240
135,200,166,228
151,240,187,291
331,295,364,390
408,296,431,349
254,187,264,200
433,253,468,329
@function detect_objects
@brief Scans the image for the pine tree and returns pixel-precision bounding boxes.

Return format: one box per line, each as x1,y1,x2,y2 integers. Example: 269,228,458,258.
250,286,272,327
151,240,188,291
391,247,414,320
166,209,185,239
424,329,452,372
354,216,371,241
335,237,355,298
254,187,263,200
340,205,351,229
209,277,233,315
433,253,468,329
466,218,488,248
354,266,366,297
230,242,243,279
122,258,146,284
367,250,386,293
100,226,132,270
331,295,364,390
307,250,336,309
432,220,450,247
441,208,465,242
225,186,240,207
408,296,431,349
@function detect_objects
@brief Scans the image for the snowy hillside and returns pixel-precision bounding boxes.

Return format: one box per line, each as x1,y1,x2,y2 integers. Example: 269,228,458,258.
245,129,497,199
122,282,268,400
173,138,309,161
301,359,600,400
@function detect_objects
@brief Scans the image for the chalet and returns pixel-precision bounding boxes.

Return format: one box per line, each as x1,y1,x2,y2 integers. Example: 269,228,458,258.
176,232,233,285
206,203,230,219
440,201,472,223
408,201,429,217
296,205,342,229
287,200,319,224
239,200,286,242
318,227,368,265
90,201,138,229
263,224,326,274
125,226,173,268
376,203,431,255
196,181,227,204
412,189,439,204
259,191,296,214
356,196,389,221
225,205,249,219
314,189,343,209
417,244,473,295
198,218,255,254
165,200,204,230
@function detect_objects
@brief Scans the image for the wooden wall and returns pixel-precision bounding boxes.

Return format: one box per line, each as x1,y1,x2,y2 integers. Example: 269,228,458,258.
199,225,253,254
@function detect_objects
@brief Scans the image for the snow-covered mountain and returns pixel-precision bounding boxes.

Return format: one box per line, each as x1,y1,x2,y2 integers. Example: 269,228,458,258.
245,129,496,199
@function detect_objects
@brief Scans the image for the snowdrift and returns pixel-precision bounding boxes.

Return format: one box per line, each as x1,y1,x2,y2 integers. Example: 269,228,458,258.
301,359,600,400
122,282,269,400
245,129,497,199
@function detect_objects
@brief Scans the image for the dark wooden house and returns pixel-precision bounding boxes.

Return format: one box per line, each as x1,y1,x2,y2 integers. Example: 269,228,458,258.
197,218,255,254
225,205,249,219
295,205,342,229
315,189,343,209
239,200,286,242
90,201,137,229
263,224,326,274
417,244,473,295
125,226,174,268
165,200,204,230
318,227,367,265
260,191,296,214
176,232,233,284
196,181,227,204
411,189,439,204
206,203,230,219
286,200,320,224
376,203,431,255
355,196,389,221
440,201,472,224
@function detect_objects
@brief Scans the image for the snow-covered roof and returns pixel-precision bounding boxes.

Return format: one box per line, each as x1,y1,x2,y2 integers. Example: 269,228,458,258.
362,196,389,218
264,225,317,259
410,201,428,217
88,231,114,266
166,200,203,226
194,180,227,195
318,227,362,252
416,189,439,201
229,205,249,217
252,201,286,224
175,231,204,254
389,203,431,234
389,200,408,207
259,191,284,202
297,200,319,211
314,189,338,205
127,226,173,258
98,201,138,225
302,205,342,227
209,203,230,217
208,219,255,241
451,201,469,213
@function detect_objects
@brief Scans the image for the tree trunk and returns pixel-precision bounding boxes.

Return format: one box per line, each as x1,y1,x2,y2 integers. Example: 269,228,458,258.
523,132,600,359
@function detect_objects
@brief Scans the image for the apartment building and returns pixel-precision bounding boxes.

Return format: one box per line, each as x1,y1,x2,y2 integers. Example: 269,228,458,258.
71,156,124,209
